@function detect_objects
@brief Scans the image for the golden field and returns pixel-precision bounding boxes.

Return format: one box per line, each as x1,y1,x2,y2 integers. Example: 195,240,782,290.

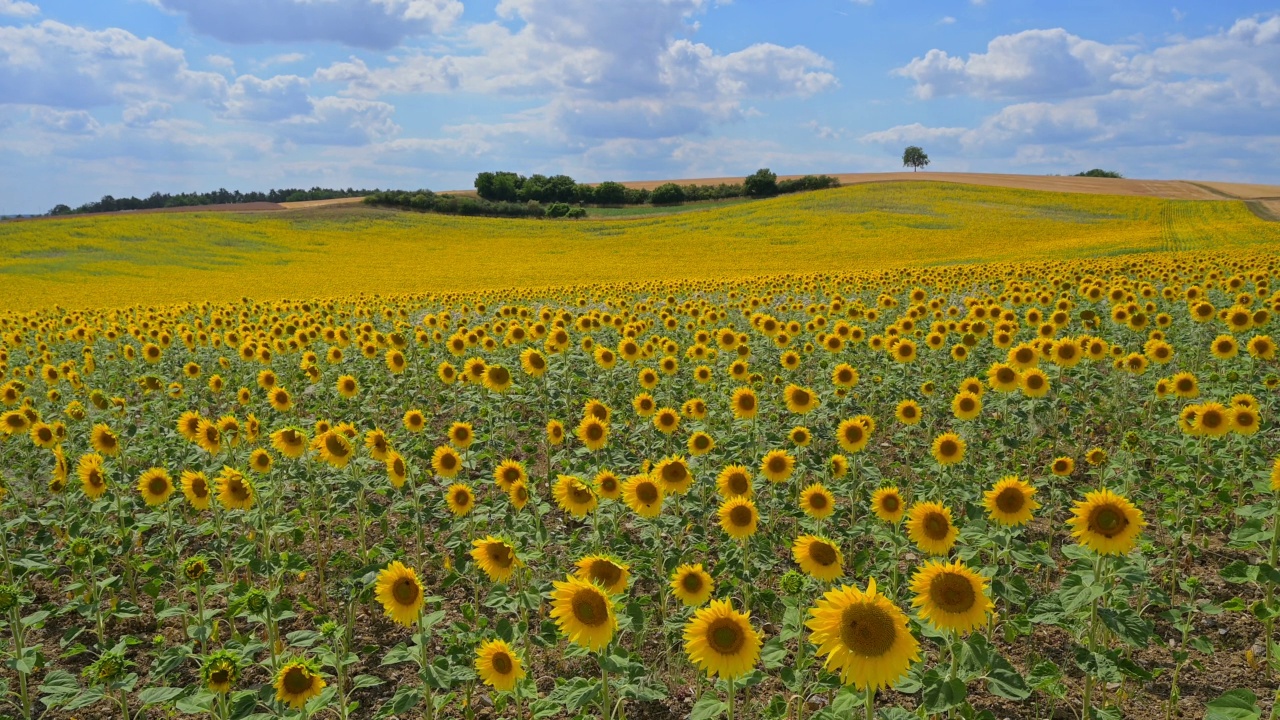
2,181,1278,311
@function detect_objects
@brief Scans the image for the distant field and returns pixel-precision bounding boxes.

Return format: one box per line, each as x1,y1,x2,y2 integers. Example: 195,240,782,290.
2,181,1278,311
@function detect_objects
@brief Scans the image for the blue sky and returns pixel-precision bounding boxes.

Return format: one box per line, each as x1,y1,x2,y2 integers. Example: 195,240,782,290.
1,0,1278,214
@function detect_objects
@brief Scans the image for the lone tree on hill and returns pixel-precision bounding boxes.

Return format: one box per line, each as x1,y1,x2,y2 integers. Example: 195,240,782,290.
902,146,930,171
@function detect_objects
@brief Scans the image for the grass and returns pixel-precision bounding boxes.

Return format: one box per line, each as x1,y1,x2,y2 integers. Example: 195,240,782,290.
582,197,755,217
1,181,1277,311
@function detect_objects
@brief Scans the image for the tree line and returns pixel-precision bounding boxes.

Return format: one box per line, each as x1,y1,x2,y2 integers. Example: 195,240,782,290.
47,187,373,216
362,190,586,219
473,169,840,205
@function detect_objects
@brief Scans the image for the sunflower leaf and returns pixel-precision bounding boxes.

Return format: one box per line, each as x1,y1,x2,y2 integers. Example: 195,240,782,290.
1204,689,1261,720
689,695,726,720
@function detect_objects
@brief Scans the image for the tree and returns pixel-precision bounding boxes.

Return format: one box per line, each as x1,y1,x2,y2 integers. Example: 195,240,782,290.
1074,169,1123,178
593,181,627,205
743,168,778,197
902,146,930,171
650,182,686,205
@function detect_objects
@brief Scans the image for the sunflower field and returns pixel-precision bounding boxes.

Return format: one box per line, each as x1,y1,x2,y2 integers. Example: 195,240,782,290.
0,245,1279,720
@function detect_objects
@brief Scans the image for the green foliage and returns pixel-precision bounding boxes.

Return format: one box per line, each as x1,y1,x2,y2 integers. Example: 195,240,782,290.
1075,169,1124,178
902,145,930,170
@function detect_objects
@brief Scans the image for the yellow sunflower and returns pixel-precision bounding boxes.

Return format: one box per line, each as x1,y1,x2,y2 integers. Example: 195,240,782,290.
683,599,762,679
374,561,424,627
180,470,211,510
471,537,520,583
670,564,714,607
403,409,427,433
894,400,922,425
546,419,566,445
806,579,920,690
687,431,715,456
576,417,609,451
909,560,992,634
553,475,598,518
799,483,836,519
431,445,462,478
575,555,631,595
653,408,680,435
216,467,255,511
386,452,408,489
731,387,759,420
716,465,753,499
315,431,353,469
248,448,273,475
930,433,966,466
622,474,665,518
654,456,693,495
447,421,475,449
137,467,173,506
494,459,527,492
870,486,905,524
1020,368,1050,397
273,658,326,709
792,534,844,582
760,449,795,483
270,427,308,459
784,384,819,414
836,418,870,454
475,639,525,692
549,575,616,651
335,375,359,399
1050,456,1075,477
718,497,759,540
1067,489,1145,555
905,501,957,556
951,392,982,421
983,476,1039,526
90,423,121,456
446,484,475,517
78,453,108,500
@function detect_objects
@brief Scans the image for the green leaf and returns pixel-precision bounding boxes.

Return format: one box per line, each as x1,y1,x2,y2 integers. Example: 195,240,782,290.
1229,520,1270,546
64,687,106,710
689,695,727,720
1220,561,1259,584
351,674,384,690
986,654,1030,700
920,668,966,713
137,686,185,706
760,637,788,669
1204,689,1261,720
1097,607,1152,647
1059,572,1104,613
377,686,421,718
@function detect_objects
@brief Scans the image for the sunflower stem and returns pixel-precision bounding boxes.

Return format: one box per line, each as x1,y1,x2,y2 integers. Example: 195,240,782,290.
727,677,735,720
864,684,874,720
601,657,611,720
1264,493,1280,677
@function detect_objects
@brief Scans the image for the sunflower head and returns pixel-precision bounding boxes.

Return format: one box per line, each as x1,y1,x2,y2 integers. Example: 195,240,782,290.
870,487,905,524
683,599,762,679
274,657,326,709
670,564,714,607
906,501,957,556
760,449,795,483
792,534,843,582
374,561,424,627
475,639,525,692
718,496,759,540
575,555,630,595
446,484,475,516
805,579,920,690
910,559,993,634
983,476,1039,526
549,575,617,651
471,536,519,583
1067,489,1145,555
799,483,835,519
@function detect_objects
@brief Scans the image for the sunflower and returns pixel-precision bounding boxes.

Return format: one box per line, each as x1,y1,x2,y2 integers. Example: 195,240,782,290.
576,417,609,451
906,501,957,556
987,362,1021,392
177,411,204,442
670,564,714,607
78,453,108,500
575,555,631,595
245,448,272,475
90,423,121,456
201,649,240,694
181,470,211,510
314,431,353,469
546,419,565,445
375,561,424,626
683,599,762,679
268,387,292,412
386,452,408,488
507,481,530,510
1086,447,1108,466
448,422,475,449
930,433,966,466
0,410,29,436
403,409,427,433
471,536,519,583
335,375,359,399
483,364,513,392
1230,406,1259,435
1194,402,1231,437
832,363,860,388
806,579,920,690
269,427,308,459
622,474,665,518
137,467,173,506
1170,371,1199,398
983,476,1039,526
719,496,759,540
28,422,56,449
1068,489,1145,555
653,407,680,434
836,418,870,454
894,400,922,425
632,392,656,417
870,487,905,524
788,426,812,447
784,384,819,414
494,459,527,492
1020,368,1050,397
273,658,326,709
910,560,993,634
438,361,458,384
654,456,693,495
475,639,525,692
716,465,753,498
793,534,844,582
1271,456,1280,492
1210,334,1238,359
687,431,715,456
951,392,982,421
594,469,621,500
520,348,548,377
830,454,848,479
1049,456,1075,476
446,484,475,516
463,357,488,384
549,575,616,651
553,475,598,518
1247,335,1275,360
760,449,795,483
432,445,462,477
731,387,759,420
216,467,254,511
800,483,835,519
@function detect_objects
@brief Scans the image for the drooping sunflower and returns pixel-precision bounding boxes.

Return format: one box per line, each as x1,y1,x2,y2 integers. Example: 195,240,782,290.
91,423,121,456
870,487,905,524
201,649,240,694
553,475,597,518
806,579,920,690
1067,489,1145,555
270,427,308,459
576,416,609,451
448,421,475,449
181,470,211,510
800,483,836,519
830,454,848,479
670,564,715,607
216,467,255,511
549,575,616,651
983,476,1039,526
471,536,519,583
475,639,525,692
792,534,844,582
784,384,819,414
836,418,870,454
905,501,957,556
930,433,966,466
431,445,462,478
654,455,693,495
374,561,424,626
446,484,475,517
760,449,795,483
494,459,527,493
910,559,993,634
622,474,665,518
683,599,762,679
718,496,759,540
273,658,326,709
78,453,108,500
731,387,759,420
137,467,173,506
716,464,753,498
575,555,631,595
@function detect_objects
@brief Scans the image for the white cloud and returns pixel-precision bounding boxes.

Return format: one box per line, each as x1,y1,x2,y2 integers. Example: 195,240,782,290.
224,74,312,121
29,106,99,134
279,97,399,146
154,0,463,50
206,54,235,72
0,0,38,18
804,120,842,140
0,20,228,109
122,101,170,127
938,16,956,25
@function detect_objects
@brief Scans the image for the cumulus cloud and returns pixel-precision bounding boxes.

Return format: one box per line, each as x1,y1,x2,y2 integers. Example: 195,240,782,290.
279,97,399,146
0,0,39,18
154,0,463,50
224,74,312,121
29,106,99,134
0,20,227,109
